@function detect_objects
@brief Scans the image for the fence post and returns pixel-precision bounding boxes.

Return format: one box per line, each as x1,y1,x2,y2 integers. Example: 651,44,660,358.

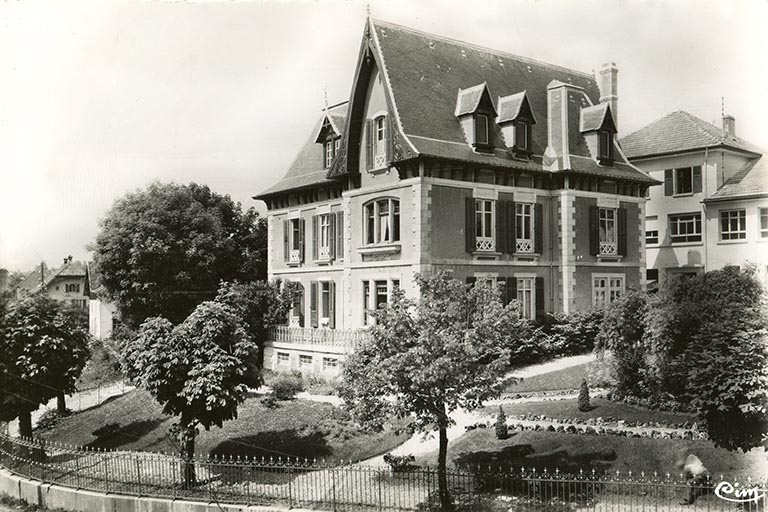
75,453,81,489
331,467,337,512
377,469,383,511
104,454,110,494
136,457,143,496
171,458,178,499
287,467,292,509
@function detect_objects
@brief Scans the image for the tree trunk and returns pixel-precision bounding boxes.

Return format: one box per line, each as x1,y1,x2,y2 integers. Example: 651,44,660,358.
181,425,197,489
57,392,67,414
438,425,451,511
17,409,33,440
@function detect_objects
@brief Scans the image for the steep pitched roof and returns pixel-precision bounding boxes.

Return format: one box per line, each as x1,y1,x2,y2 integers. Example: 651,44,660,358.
256,103,348,198
580,102,616,133
455,83,496,116
620,111,763,159
54,260,87,277
497,91,535,124
17,263,57,293
705,156,768,202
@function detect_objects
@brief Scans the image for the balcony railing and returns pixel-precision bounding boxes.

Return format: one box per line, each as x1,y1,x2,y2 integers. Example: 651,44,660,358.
599,241,617,255
475,236,496,252
267,326,371,349
516,239,534,254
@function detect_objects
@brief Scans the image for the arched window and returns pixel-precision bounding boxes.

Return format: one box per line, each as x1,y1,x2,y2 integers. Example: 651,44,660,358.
363,198,400,244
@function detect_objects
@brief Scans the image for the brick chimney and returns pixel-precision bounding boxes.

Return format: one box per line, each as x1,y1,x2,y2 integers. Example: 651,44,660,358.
722,114,735,137
598,62,619,129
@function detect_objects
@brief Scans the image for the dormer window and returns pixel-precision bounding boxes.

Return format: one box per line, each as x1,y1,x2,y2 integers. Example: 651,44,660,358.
598,129,614,163
366,114,388,170
514,120,530,152
475,114,489,145
497,91,536,156
324,139,335,169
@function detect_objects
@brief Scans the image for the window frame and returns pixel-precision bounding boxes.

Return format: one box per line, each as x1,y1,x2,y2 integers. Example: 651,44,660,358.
276,352,290,365
475,113,489,145
475,198,495,242
760,207,768,239
515,202,534,253
598,207,617,255
298,354,313,368
324,139,334,169
516,276,535,320
514,120,529,151
322,357,339,370
598,130,614,161
645,229,659,246
669,212,703,243
719,209,747,241
374,116,386,156
674,167,694,196
363,198,400,245
592,273,625,308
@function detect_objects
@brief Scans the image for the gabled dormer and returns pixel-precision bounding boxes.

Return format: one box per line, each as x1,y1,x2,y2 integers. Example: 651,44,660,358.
497,91,537,157
580,102,617,166
455,83,498,153
315,113,343,169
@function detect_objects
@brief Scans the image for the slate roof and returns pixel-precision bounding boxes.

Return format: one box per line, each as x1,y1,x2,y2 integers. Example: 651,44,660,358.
455,83,495,116
620,110,764,159
497,91,533,124
256,103,348,198
580,102,614,132
17,263,57,293
705,156,768,202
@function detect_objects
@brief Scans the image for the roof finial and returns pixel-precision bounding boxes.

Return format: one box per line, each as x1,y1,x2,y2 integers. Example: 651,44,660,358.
323,86,329,111
366,2,371,19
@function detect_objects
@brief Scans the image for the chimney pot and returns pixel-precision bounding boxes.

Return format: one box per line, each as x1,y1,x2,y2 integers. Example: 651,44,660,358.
598,62,619,129
722,115,735,137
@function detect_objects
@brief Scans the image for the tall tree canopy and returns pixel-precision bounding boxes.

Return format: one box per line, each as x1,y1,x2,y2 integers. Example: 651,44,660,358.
338,271,525,510
92,182,267,327
0,295,90,438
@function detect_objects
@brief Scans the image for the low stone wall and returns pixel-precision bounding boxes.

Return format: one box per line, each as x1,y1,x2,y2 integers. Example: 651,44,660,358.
0,467,311,512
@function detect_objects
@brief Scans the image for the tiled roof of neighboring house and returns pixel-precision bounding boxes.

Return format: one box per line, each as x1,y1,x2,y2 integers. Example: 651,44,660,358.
705,156,768,202
620,110,764,159
54,260,87,277
17,264,57,293
256,103,348,198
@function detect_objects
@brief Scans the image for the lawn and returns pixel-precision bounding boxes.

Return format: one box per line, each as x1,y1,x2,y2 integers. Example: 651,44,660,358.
480,398,694,426
504,362,594,394
37,389,407,463
416,429,767,479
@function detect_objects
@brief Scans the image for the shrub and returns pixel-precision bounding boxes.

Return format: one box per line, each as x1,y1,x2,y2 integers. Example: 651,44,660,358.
494,405,508,439
577,379,590,412
269,371,304,400
36,409,72,431
383,453,416,472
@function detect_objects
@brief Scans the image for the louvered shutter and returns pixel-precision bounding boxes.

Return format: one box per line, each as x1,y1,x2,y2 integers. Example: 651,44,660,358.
664,169,673,196
507,277,518,305
312,215,319,261
465,198,476,253
298,285,305,327
692,166,703,193
310,281,318,328
283,220,290,262
534,203,543,254
336,212,344,259
535,277,545,320
329,213,336,260
617,207,628,256
386,115,394,164
466,277,477,287
365,119,374,170
508,201,516,253
496,201,506,254
328,281,336,329
589,206,600,256
298,218,306,263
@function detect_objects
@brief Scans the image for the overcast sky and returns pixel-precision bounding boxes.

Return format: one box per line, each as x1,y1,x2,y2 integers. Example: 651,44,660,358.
1,0,767,271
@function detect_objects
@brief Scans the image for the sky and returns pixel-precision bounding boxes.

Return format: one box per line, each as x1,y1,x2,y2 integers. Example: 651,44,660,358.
1,0,767,272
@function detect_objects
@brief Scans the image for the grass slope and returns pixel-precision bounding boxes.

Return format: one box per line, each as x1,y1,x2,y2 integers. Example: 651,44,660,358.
505,362,593,393
38,389,406,463
416,430,767,479
481,399,694,426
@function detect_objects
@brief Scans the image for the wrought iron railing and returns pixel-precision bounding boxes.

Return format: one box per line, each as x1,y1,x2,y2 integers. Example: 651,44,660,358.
1,434,765,511
267,326,371,349
599,241,617,255
475,237,495,252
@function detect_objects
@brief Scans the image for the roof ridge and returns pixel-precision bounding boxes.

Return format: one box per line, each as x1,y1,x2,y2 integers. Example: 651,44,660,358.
370,18,595,80
677,110,722,145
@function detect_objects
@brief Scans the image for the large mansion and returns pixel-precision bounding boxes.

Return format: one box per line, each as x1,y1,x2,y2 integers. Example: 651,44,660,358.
254,19,658,375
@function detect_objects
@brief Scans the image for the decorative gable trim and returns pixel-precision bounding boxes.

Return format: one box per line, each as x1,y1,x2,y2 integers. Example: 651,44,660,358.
313,115,340,144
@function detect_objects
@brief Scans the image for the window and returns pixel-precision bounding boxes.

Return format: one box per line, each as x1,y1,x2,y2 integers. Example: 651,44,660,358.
363,281,370,324
320,282,331,326
375,281,388,310
593,275,625,307
374,115,387,168
515,203,534,253
299,355,313,367
65,283,80,293
322,357,339,370
475,199,495,251
669,213,702,243
363,279,397,324
319,214,330,255
598,130,613,162
277,352,290,365
324,140,334,169
514,120,529,151
599,208,617,255
291,286,304,327
364,198,400,245
645,230,659,245
475,114,489,145
674,167,693,195
516,277,534,320
646,269,659,282
334,138,340,156
720,209,746,241
761,208,768,239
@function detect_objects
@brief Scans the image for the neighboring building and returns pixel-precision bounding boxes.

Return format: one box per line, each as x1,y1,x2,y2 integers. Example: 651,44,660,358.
621,111,768,287
254,19,657,376
16,256,90,309
0,269,9,293
86,264,119,340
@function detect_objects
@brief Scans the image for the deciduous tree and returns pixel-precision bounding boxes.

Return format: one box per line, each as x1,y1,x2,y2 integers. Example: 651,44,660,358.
338,271,524,510
0,295,90,438
92,182,267,327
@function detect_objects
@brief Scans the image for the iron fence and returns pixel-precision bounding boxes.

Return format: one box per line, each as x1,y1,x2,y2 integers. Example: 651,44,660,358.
1,434,765,511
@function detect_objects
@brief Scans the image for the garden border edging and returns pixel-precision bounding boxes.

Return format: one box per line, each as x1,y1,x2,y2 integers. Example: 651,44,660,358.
0,467,314,512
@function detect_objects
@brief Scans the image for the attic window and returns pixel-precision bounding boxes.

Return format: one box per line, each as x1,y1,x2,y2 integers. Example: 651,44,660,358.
514,120,530,152
475,114,489,145
598,130,614,164
323,137,338,169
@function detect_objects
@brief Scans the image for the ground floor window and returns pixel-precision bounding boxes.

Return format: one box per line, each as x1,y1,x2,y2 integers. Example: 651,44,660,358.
760,208,768,239
363,278,400,325
719,209,746,240
322,357,339,370
299,354,313,367
277,352,290,365
592,274,625,307
516,277,535,319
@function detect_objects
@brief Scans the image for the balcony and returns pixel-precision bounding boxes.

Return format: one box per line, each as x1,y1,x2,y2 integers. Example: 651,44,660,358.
475,237,496,252
267,326,371,351
599,242,617,256
516,239,534,254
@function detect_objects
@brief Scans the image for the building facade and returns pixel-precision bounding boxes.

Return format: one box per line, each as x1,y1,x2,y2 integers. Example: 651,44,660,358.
255,19,657,376
621,111,768,287
17,256,90,309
